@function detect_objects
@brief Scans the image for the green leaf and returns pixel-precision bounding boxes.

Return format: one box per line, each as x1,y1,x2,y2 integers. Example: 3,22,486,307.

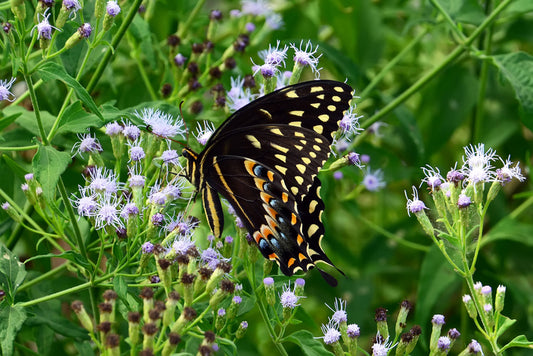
492,52,533,132
23,250,90,270
0,244,27,304
496,315,517,338
0,112,22,132
0,304,27,356
113,275,128,302
481,218,533,247
26,306,90,340
500,335,533,352
284,330,335,356
32,144,71,201
37,62,104,121
56,101,103,135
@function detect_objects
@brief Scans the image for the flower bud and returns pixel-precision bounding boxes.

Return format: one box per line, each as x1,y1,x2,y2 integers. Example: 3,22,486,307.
375,308,389,340
128,311,141,345
430,314,445,352
462,295,477,319
263,277,276,306
71,300,94,332
64,23,92,49
236,321,248,339
495,285,506,313
10,0,26,21
395,300,412,336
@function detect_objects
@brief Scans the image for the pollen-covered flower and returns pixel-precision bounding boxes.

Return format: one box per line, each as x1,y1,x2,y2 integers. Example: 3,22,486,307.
137,108,185,139
127,139,145,162
347,324,360,338
372,335,395,356
122,121,141,140
421,165,443,190
72,187,98,217
462,143,498,184
194,121,216,145
172,234,196,256
437,336,451,352
159,149,180,167
201,247,227,270
105,122,123,136
363,168,386,191
0,77,16,102
86,167,120,195
71,133,103,158
291,40,322,77
259,41,288,66
457,193,472,209
120,202,139,220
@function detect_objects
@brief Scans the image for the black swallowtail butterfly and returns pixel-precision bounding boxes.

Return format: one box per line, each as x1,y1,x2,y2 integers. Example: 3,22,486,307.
182,80,352,286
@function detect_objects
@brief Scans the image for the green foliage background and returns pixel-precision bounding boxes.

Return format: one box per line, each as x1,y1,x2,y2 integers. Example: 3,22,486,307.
0,0,532,355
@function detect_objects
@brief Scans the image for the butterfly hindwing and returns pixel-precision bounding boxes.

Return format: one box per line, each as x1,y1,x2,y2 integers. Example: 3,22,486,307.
184,80,353,285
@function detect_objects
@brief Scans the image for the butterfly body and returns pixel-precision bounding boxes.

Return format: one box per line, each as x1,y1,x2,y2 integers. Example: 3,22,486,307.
183,80,352,286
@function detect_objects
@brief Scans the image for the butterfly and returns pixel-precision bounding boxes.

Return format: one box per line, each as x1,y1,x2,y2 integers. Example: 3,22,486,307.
182,80,352,286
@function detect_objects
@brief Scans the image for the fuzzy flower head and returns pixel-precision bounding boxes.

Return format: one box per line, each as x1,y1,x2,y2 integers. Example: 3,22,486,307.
363,168,386,192
432,314,445,325
405,186,427,216
468,340,482,354
437,336,451,351
326,298,348,325
201,247,228,270
462,143,498,185
106,1,121,16
226,76,256,112
105,121,123,136
63,0,82,12
241,0,272,16
137,108,185,140
172,234,196,256
347,324,360,339
339,104,363,139
86,167,120,195
259,40,288,66
0,77,16,102
33,9,58,40
496,156,525,185
320,320,341,345
127,139,145,162
122,121,141,140
159,149,180,168
72,187,98,217
421,165,443,190
252,61,279,79
279,282,304,309
71,133,103,158
372,335,396,356
194,121,216,146
291,40,322,77
94,194,124,230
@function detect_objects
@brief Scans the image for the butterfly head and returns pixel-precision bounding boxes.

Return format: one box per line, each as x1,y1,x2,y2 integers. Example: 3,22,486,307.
182,147,200,188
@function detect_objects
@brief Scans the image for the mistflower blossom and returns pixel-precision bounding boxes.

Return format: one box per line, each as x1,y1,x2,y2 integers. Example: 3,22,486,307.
105,122,123,136
24,173,34,181
432,314,445,325
463,295,472,303
142,241,154,254
94,194,124,230
263,277,274,286
265,12,283,30
372,335,395,356
319,320,341,345
226,77,256,112
224,235,233,244
148,186,167,206
347,152,363,167
446,166,464,184
241,0,271,16
201,247,227,270
163,180,186,201
326,298,347,325
137,108,185,139
252,62,278,78
174,53,187,66
72,188,97,217
128,167,146,188
151,212,164,225
78,23,92,38
86,167,120,195
291,40,322,77
481,285,492,296
274,70,292,89
159,149,180,167
194,121,216,146
120,202,139,219
259,41,288,66
106,1,121,16
437,336,451,351
172,234,196,255
0,77,16,102
33,10,58,40
245,22,255,32
334,139,349,153
127,140,145,162
440,182,452,197
339,105,363,139
233,295,242,304
405,186,427,216
63,0,81,11
496,156,525,184
421,165,443,190
347,324,360,338
2,202,10,210
462,143,498,185
361,154,371,164
363,168,386,191
217,308,226,317
71,133,103,158
457,193,472,208
279,282,303,309
122,122,141,140
468,339,482,353
21,183,29,192
483,304,492,312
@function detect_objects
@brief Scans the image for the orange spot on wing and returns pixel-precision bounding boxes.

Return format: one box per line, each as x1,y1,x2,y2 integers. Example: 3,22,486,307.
267,170,275,182
244,160,256,175
253,231,262,243
298,253,306,261
260,225,274,239
287,258,296,267
291,213,297,225
268,253,277,260
297,235,304,245
254,178,266,190
281,192,289,203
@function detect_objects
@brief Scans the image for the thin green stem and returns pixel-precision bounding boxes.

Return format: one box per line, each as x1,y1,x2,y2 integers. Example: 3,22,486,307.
86,0,143,93
17,281,92,308
22,66,48,145
177,0,206,38
358,215,430,252
429,0,467,42
509,195,533,220
361,0,512,130
57,178,88,262
18,263,69,292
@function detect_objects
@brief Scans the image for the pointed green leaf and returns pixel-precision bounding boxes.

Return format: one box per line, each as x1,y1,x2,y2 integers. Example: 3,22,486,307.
492,52,533,132
0,244,27,303
32,144,71,201
38,62,103,121
500,335,533,352
0,304,27,356
496,315,517,338
56,101,103,135
283,330,335,356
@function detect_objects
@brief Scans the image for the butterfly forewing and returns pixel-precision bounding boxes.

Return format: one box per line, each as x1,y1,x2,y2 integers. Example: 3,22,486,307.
183,80,353,286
